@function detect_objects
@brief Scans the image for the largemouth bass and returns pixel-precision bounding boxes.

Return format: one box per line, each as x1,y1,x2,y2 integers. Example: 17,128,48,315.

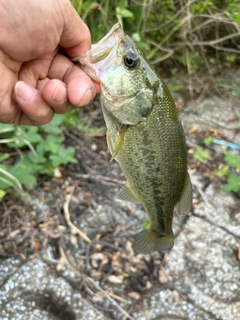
79,23,192,254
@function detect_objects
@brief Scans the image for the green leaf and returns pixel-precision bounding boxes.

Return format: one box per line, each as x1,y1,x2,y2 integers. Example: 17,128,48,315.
0,153,10,162
0,166,23,190
0,189,6,200
116,7,134,19
225,152,240,169
41,115,63,134
143,220,150,228
235,12,240,24
213,165,229,178
49,147,77,168
203,137,214,146
224,174,240,193
193,147,209,162
9,157,37,185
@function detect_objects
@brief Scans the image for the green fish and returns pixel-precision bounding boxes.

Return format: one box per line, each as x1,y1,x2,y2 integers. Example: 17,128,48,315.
79,23,192,254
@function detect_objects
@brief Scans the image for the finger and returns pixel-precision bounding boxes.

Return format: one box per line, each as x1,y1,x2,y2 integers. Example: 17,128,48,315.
60,4,91,58
46,53,98,106
14,81,54,125
18,51,58,88
40,79,73,114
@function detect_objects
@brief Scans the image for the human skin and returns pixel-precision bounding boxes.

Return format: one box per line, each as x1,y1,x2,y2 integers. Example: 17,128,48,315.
0,0,100,125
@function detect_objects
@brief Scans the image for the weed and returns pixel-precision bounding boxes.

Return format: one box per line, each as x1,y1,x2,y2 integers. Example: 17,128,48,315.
223,152,240,192
0,115,77,197
201,137,240,193
193,147,210,162
71,0,240,78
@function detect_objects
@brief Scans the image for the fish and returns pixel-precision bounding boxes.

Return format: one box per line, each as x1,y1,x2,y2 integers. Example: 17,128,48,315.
79,23,192,254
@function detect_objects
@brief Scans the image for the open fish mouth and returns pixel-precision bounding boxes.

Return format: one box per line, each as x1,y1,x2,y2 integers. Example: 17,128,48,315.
77,23,124,82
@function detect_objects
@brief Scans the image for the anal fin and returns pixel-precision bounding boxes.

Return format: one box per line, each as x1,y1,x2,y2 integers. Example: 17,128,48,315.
116,183,140,203
175,171,192,215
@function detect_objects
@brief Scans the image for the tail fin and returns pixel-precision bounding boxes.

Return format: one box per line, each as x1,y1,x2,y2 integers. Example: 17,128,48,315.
132,228,174,254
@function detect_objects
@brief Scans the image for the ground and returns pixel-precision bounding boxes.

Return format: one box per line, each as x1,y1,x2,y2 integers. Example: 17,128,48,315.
0,70,240,319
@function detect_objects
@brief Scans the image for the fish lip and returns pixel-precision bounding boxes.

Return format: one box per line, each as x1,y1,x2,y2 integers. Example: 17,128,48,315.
77,23,124,81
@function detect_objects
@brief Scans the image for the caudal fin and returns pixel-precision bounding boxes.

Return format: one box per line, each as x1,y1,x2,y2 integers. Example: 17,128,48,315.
132,228,174,254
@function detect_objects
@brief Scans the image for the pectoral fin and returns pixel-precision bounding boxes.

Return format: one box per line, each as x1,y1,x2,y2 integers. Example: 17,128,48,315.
175,172,192,215
116,183,140,203
106,126,126,161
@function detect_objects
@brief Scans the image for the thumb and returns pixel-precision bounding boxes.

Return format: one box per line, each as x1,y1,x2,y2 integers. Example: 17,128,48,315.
60,3,91,58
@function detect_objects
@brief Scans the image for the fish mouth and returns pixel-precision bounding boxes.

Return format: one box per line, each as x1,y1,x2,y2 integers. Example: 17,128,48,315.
77,23,125,82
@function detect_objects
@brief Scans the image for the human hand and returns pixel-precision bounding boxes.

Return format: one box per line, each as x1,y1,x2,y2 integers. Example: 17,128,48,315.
0,0,100,125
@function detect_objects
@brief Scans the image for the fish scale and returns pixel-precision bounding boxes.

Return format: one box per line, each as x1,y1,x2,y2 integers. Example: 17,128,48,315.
79,23,192,254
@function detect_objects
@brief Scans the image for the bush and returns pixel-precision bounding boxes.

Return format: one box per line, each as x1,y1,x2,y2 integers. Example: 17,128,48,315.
71,0,240,74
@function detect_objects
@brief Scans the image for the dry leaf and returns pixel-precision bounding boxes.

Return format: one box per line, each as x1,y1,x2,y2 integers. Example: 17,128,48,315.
91,270,104,280
173,290,180,303
70,234,78,245
188,124,199,134
158,268,168,283
128,292,141,300
92,292,104,302
58,225,67,232
91,253,108,268
107,275,123,284
145,280,152,289
9,230,20,238
54,168,62,178
125,240,134,256
34,242,41,252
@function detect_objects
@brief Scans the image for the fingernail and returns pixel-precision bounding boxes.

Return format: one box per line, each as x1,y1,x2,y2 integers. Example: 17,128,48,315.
15,81,35,102
79,88,95,106
52,83,67,104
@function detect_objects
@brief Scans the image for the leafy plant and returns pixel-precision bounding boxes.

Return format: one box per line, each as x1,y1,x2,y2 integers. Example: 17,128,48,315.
193,147,210,162
70,0,240,83
0,115,77,194
223,152,240,192
201,135,240,193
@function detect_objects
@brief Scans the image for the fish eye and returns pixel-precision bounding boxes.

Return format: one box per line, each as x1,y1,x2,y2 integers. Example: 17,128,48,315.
124,53,139,69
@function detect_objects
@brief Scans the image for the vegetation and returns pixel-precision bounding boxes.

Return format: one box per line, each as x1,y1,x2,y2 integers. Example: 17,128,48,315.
0,116,77,200
193,137,240,193
72,0,240,76
0,0,240,199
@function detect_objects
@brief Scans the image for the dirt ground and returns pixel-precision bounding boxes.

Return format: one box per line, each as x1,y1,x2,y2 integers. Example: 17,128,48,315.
0,70,240,319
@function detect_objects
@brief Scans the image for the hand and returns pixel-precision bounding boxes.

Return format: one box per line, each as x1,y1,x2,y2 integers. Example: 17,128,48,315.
0,0,100,125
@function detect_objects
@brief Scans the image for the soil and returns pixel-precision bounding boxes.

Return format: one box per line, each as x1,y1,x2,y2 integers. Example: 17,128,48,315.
0,70,240,319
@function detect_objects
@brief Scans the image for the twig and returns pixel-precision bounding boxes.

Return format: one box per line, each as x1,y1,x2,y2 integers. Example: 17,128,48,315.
73,173,125,185
85,276,134,320
0,230,69,244
189,172,212,208
58,240,82,275
171,31,240,47
63,192,91,243
108,292,129,304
